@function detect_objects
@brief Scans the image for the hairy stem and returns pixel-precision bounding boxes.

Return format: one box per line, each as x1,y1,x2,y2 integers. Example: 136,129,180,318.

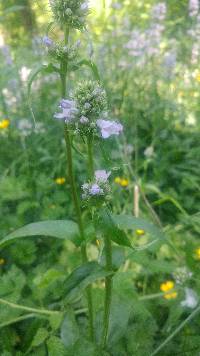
0,298,60,316
87,135,94,177
61,26,94,342
102,211,113,347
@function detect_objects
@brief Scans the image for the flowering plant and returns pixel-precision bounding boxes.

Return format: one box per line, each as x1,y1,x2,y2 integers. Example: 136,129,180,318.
2,1,199,355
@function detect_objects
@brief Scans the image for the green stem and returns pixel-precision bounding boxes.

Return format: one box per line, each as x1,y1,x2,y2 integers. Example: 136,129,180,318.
150,304,200,356
87,135,94,177
61,26,94,342
102,211,113,347
0,298,60,316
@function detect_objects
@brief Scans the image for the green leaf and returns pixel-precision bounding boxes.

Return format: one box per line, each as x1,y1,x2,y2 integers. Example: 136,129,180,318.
31,328,49,347
97,210,132,248
108,295,133,345
60,309,79,347
47,336,66,356
0,220,81,250
64,262,113,301
112,214,164,242
0,5,25,17
71,59,101,81
100,246,125,271
49,314,63,331
27,64,60,123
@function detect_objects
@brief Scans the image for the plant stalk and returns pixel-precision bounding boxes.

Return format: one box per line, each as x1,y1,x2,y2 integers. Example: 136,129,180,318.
102,211,113,347
61,26,94,342
87,135,94,177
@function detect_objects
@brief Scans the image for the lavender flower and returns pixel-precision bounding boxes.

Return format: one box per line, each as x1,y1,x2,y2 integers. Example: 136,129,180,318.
97,119,123,139
181,288,198,308
80,2,88,11
54,99,78,123
151,2,167,21
89,184,104,196
1,45,13,66
189,0,199,17
95,170,111,183
81,169,111,202
43,36,54,47
80,116,89,124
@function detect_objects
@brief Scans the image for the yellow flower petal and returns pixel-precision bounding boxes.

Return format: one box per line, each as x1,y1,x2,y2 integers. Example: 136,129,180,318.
164,291,177,300
55,177,66,185
0,258,5,265
120,178,129,187
160,280,174,292
136,229,145,236
114,177,121,184
0,119,10,129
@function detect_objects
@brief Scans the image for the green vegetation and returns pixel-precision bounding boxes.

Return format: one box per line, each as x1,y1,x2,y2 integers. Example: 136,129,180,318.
0,1,200,355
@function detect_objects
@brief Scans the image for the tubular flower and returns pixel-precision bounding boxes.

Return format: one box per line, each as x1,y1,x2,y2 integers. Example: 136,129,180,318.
82,170,111,204
54,99,78,123
160,280,177,300
0,119,10,129
53,81,123,140
97,119,123,139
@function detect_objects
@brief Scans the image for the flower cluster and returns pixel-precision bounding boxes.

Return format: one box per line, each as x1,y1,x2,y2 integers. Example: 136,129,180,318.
189,0,199,17
125,3,167,66
54,81,123,139
73,81,107,135
54,99,78,123
0,45,13,66
173,266,193,285
160,280,177,300
151,2,167,21
43,36,80,63
49,0,89,29
81,170,111,204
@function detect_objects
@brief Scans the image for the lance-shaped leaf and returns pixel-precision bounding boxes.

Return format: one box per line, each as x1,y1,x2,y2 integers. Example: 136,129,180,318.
70,59,101,82
27,63,60,123
64,262,113,301
96,209,132,248
112,214,164,241
0,220,81,250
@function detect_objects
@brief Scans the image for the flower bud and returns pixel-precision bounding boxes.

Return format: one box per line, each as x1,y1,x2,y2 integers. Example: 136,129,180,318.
49,0,89,30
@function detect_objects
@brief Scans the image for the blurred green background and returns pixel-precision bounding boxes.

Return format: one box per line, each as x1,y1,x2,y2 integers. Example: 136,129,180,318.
0,1,200,355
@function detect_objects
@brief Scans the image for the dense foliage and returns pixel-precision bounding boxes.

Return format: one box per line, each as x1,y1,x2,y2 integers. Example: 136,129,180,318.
0,0,200,355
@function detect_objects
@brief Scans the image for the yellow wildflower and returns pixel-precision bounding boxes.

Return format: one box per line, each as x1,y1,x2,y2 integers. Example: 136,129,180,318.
55,177,66,185
136,229,145,236
114,177,121,184
114,177,129,187
164,292,178,300
0,258,5,265
195,248,200,260
0,119,10,129
160,280,174,292
120,178,129,187
160,280,177,300
178,91,184,98
196,73,200,82
96,240,100,247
